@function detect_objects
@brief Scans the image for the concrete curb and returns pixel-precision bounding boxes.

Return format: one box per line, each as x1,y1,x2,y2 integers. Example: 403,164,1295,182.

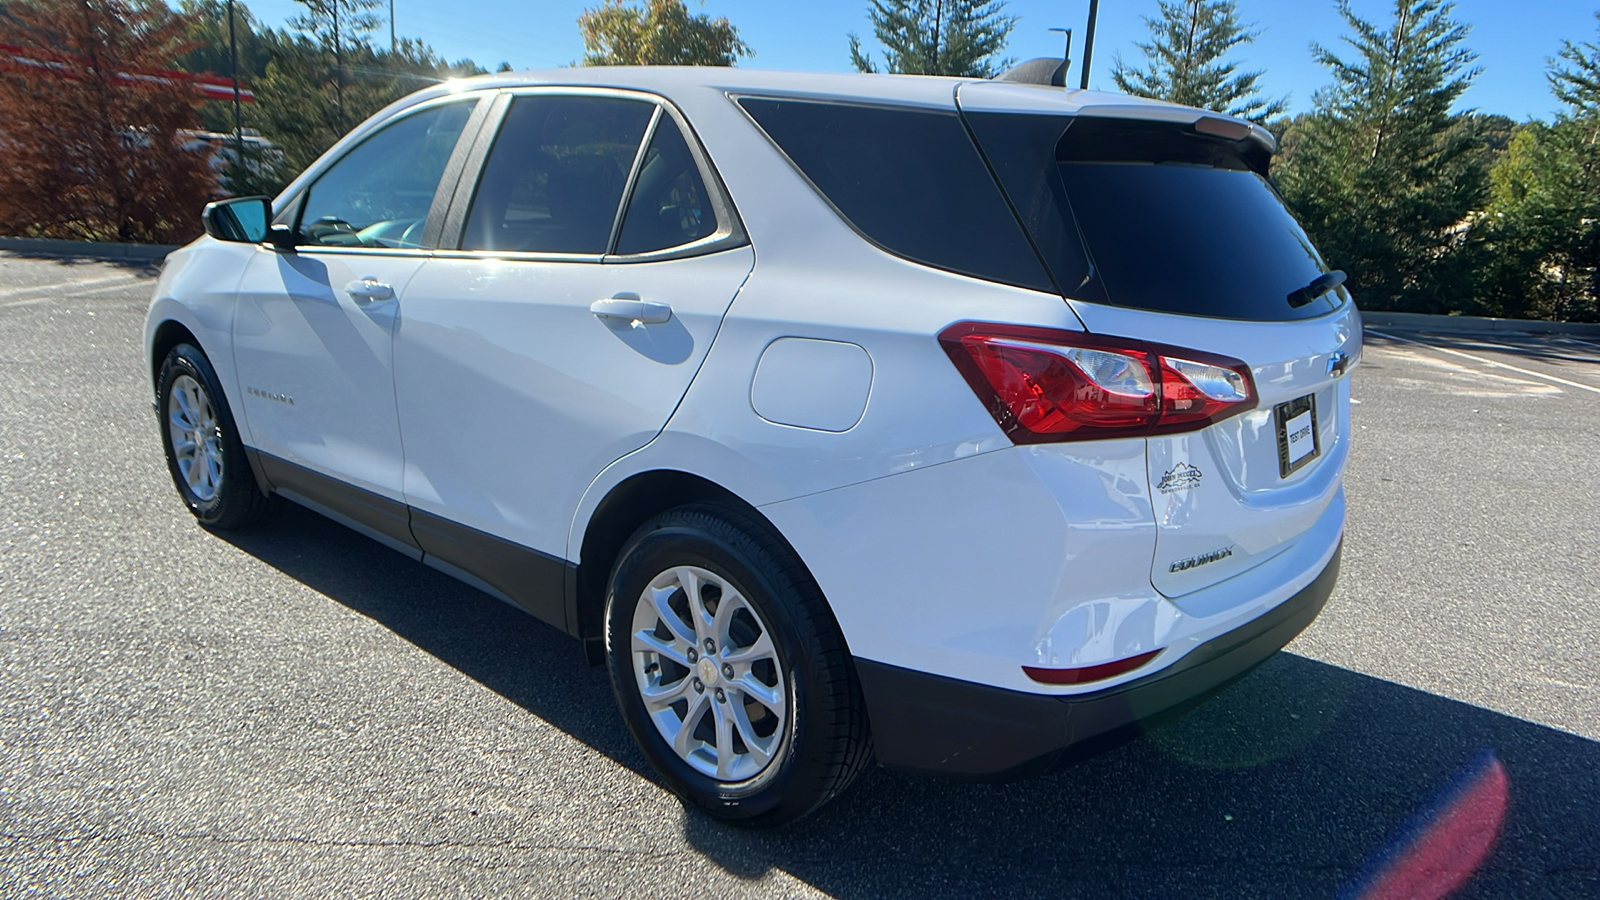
1362,310,1600,337
0,237,177,260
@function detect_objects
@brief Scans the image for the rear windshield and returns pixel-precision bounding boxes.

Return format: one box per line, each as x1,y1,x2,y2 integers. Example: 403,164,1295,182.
738,97,1054,293
965,113,1344,321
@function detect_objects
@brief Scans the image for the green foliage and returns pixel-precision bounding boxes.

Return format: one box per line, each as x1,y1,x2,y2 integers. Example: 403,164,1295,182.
287,0,381,58
171,0,487,190
1472,15,1600,322
1273,0,1485,313
848,0,1014,78
577,0,750,67
255,34,479,176
1551,12,1600,115
1111,0,1285,123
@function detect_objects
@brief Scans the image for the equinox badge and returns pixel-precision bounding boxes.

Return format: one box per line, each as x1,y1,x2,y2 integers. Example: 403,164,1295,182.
1170,546,1234,573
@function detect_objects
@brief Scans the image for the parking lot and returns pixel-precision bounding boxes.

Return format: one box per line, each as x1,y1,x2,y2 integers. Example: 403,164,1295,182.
1,254,1596,898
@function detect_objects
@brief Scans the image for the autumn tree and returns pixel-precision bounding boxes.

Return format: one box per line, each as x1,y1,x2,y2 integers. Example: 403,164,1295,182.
1273,0,1483,313
0,0,217,243
848,0,1014,77
578,0,751,67
1111,0,1285,122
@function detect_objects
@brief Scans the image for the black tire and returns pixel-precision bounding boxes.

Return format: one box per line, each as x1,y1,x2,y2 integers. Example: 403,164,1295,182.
604,503,871,827
156,343,276,530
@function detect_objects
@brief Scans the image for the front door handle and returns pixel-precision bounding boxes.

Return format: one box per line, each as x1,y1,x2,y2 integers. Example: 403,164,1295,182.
590,293,672,325
345,278,395,305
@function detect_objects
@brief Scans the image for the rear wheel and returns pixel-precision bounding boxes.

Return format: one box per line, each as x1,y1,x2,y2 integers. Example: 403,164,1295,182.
156,343,276,530
604,504,870,826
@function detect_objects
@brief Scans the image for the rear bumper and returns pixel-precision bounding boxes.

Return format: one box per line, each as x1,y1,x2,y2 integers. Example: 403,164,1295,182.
857,542,1341,778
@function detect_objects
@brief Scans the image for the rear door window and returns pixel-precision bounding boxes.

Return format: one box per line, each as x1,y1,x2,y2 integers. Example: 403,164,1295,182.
461,95,655,254
964,112,1343,321
738,97,1054,293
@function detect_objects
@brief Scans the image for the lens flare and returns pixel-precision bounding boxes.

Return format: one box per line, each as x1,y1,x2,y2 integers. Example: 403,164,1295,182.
1342,749,1510,900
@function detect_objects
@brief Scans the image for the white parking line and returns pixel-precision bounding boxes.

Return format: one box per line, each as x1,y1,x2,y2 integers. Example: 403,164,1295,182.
1456,335,1600,385
0,275,149,309
0,274,144,301
1368,329,1600,396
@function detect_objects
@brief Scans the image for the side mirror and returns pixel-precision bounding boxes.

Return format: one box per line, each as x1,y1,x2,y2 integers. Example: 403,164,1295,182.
202,196,272,244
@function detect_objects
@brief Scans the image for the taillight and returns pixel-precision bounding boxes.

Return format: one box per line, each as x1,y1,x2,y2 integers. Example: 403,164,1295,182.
939,322,1257,443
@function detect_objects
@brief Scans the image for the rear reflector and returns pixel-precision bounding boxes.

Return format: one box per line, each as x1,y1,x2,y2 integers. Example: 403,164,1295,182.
1022,649,1163,685
939,322,1257,443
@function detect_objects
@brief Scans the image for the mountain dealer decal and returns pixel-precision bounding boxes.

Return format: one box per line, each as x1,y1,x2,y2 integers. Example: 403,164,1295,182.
1169,546,1234,573
1158,462,1203,493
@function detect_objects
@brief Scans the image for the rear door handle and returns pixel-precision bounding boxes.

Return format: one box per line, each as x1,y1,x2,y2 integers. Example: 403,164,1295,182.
345,278,395,305
590,293,672,325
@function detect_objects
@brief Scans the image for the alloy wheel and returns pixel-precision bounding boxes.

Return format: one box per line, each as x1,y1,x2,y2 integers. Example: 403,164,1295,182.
629,565,788,783
166,373,223,503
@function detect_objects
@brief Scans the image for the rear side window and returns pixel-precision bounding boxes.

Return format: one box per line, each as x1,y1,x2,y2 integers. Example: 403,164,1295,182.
615,115,717,255
966,113,1342,321
738,98,1053,293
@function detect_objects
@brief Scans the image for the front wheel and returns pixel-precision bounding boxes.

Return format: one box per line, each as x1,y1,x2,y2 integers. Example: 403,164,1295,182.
156,343,275,530
604,504,871,827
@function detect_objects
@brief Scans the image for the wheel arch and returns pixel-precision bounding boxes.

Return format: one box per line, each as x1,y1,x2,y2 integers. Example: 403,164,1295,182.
149,317,272,499
150,318,202,388
571,469,820,664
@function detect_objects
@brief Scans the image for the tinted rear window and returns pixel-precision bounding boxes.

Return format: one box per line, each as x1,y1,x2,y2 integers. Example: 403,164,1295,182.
966,113,1342,321
739,98,1053,293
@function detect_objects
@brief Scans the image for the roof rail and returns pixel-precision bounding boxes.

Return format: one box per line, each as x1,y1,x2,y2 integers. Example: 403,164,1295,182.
994,58,1069,88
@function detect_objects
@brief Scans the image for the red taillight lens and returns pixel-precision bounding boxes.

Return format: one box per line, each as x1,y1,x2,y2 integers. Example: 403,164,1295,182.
939,322,1257,443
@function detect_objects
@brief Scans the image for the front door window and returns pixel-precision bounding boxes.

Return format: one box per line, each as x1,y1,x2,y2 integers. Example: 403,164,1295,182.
297,101,475,249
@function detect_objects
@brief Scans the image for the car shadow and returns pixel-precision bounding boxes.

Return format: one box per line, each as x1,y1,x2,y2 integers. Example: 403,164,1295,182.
218,503,1600,899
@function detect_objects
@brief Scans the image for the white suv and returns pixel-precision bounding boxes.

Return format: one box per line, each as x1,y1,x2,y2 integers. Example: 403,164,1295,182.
145,66,1359,826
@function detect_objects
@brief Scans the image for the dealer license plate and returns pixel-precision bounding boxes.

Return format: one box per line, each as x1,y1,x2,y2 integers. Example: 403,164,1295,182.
1275,394,1320,478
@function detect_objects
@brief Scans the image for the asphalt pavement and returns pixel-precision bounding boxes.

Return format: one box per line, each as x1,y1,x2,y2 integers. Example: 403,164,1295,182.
1,254,1596,898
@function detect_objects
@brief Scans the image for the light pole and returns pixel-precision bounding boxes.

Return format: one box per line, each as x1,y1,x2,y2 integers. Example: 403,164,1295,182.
227,0,244,191
1080,0,1100,90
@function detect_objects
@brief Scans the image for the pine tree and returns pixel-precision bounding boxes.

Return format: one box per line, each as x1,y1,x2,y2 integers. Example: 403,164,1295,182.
578,0,751,66
254,34,482,176
1111,0,1285,122
289,0,383,131
848,0,1014,78
1551,12,1600,116
1273,0,1484,313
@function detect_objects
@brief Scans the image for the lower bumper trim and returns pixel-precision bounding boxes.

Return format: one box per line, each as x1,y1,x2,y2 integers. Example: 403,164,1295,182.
856,542,1341,779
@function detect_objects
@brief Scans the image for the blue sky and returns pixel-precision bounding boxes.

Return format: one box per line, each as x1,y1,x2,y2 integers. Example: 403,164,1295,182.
236,0,1600,121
